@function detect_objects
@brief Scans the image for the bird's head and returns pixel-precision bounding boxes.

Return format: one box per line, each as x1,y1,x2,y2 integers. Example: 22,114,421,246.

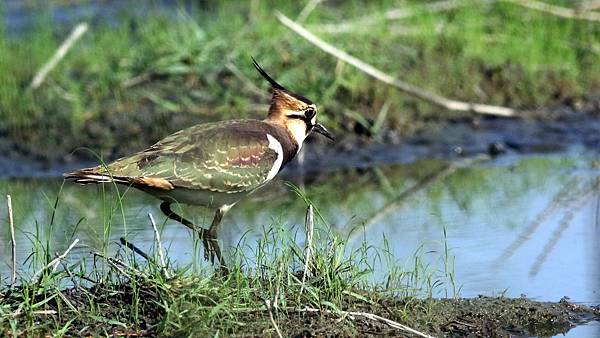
252,58,334,145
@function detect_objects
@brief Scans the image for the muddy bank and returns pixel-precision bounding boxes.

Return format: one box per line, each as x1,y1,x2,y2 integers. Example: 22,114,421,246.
217,296,600,337
3,279,597,337
391,297,599,338
295,110,600,176
2,109,600,179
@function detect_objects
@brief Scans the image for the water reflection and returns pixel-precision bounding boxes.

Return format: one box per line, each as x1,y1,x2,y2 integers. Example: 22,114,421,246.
0,152,598,305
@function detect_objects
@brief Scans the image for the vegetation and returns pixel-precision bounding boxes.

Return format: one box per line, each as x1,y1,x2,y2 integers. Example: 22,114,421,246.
1,155,599,336
0,180,459,336
1,0,599,161
1,190,595,337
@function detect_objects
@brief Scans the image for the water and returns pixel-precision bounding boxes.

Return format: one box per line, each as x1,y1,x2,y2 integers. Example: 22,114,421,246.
2,0,199,36
1,158,599,338
1,150,598,303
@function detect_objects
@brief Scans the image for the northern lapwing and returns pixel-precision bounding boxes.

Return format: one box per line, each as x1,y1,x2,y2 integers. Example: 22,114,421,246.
64,58,334,268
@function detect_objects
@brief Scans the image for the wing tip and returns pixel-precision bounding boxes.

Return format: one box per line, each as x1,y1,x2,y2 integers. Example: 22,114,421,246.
64,167,115,184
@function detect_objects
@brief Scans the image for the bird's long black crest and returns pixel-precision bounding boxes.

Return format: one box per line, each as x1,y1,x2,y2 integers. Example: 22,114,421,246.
251,57,314,105
251,57,286,91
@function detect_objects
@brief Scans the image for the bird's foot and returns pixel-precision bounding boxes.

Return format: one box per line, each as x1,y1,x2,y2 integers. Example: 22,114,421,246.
201,231,227,272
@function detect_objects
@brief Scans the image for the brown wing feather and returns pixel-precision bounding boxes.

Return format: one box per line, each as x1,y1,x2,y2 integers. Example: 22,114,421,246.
64,120,295,194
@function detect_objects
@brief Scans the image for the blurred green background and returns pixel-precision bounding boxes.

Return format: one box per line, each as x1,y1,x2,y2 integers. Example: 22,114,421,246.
1,0,599,162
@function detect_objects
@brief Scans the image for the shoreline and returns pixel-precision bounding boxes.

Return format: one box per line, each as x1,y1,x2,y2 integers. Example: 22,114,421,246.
2,110,599,179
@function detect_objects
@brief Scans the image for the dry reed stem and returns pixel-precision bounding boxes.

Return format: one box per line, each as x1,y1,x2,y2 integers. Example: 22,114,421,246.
8,306,57,318
339,309,434,337
265,299,284,338
505,0,600,21
93,252,149,279
30,23,89,89
148,213,170,278
33,238,80,282
7,195,16,287
578,0,600,11
276,12,516,117
301,205,314,293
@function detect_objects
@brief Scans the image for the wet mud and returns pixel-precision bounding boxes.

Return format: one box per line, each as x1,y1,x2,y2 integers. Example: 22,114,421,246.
4,280,598,337
2,110,600,179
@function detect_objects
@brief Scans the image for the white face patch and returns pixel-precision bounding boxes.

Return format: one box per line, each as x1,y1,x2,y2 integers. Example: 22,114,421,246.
281,105,317,153
286,119,308,153
266,134,284,181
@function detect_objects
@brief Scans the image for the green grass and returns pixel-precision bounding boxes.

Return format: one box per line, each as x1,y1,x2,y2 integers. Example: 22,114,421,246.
0,186,458,336
0,0,599,160
2,153,597,336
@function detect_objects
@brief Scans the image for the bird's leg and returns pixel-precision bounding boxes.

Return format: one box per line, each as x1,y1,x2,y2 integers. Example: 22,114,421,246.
160,202,213,261
160,202,227,270
206,208,226,268
160,202,206,235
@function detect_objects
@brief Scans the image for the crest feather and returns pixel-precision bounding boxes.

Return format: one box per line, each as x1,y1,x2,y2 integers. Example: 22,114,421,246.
252,57,314,106
252,57,286,90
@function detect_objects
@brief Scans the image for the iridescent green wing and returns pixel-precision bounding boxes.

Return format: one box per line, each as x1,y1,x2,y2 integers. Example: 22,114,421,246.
103,121,279,193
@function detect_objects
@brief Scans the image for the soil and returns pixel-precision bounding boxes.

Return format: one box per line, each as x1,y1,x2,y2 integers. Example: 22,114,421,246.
2,108,600,179
224,296,600,337
3,280,598,337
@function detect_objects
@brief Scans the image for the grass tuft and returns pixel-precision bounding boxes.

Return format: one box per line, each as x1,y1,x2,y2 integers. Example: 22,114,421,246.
0,184,456,336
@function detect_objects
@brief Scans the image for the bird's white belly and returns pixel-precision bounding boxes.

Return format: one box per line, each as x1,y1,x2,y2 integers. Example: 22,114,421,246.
147,187,246,208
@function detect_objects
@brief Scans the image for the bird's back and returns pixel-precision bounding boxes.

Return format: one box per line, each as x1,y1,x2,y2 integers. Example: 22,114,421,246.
65,119,297,205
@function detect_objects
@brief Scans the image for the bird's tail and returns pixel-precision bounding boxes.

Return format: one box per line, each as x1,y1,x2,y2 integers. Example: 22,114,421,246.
63,167,129,185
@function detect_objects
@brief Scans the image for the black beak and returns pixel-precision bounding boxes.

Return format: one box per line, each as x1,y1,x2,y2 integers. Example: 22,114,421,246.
312,123,335,141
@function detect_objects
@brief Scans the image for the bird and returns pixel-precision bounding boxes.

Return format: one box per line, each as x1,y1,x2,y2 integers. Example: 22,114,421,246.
64,58,334,268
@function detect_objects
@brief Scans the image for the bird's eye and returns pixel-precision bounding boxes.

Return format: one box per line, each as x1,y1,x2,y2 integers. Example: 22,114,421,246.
304,107,316,120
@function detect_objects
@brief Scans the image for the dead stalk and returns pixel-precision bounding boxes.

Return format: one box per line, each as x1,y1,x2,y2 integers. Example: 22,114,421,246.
33,238,80,282
264,299,283,338
578,0,600,11
148,213,170,278
93,252,149,278
120,237,150,261
301,205,314,292
340,309,434,337
31,310,57,315
313,0,495,34
505,0,600,21
7,195,16,287
276,11,517,117
29,23,89,89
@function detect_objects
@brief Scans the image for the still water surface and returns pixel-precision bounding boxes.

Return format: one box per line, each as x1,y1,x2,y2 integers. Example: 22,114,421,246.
1,151,599,333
